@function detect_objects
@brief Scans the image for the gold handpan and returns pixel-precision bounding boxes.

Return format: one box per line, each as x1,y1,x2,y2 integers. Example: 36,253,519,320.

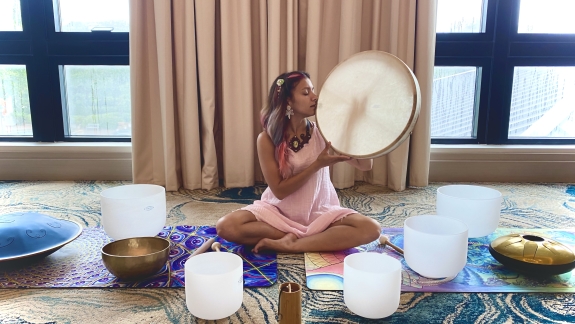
316,50,421,158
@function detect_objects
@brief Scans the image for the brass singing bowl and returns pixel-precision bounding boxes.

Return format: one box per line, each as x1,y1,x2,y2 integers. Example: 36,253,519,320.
101,237,170,281
489,233,575,276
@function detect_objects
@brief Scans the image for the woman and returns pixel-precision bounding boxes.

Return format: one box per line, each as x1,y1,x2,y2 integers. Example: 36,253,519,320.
216,71,381,253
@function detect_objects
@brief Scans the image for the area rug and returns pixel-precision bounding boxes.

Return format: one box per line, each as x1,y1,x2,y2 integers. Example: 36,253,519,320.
0,225,276,288
305,228,575,292
1,181,575,323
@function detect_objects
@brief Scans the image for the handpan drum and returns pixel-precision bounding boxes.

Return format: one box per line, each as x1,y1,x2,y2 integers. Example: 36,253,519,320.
316,50,421,158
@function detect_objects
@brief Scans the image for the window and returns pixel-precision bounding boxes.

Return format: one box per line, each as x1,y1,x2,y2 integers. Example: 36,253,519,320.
0,0,130,142
0,0,23,32
517,0,575,34
432,0,575,144
435,0,486,33
0,65,31,136
508,67,575,138
431,66,479,138
62,65,131,137
55,0,129,33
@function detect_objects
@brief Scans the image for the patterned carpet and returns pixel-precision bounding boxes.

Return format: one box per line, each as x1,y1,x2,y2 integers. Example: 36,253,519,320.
1,181,575,324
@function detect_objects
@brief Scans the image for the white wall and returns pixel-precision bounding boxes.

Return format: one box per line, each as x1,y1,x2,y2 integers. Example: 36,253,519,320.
0,143,132,180
430,145,575,183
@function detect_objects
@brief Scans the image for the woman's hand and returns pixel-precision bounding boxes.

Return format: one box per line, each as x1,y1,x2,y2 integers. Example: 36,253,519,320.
315,142,352,168
317,142,372,171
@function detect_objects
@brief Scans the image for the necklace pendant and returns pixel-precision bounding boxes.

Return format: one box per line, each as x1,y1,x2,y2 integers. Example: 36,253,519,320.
289,136,301,152
287,121,314,152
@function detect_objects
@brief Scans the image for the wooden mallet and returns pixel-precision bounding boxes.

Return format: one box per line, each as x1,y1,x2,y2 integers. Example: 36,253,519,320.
379,235,404,255
189,237,216,257
211,241,222,252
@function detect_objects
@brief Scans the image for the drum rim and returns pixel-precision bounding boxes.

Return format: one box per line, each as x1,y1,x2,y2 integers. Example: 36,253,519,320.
315,50,421,159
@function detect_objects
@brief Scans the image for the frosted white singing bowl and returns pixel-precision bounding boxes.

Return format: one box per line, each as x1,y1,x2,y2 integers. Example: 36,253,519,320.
344,252,401,319
185,252,244,320
404,215,468,279
100,184,166,240
436,185,502,238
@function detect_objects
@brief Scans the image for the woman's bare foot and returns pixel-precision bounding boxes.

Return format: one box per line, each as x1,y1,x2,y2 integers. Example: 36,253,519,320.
253,233,298,253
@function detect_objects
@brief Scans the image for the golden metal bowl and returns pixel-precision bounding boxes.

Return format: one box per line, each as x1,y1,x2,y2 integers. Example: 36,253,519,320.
489,233,575,276
101,237,170,281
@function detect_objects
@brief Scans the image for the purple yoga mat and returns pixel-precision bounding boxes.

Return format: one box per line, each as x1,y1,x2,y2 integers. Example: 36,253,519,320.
0,226,277,288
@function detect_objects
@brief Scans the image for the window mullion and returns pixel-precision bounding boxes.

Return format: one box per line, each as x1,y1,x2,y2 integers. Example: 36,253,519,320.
485,0,516,144
25,0,63,142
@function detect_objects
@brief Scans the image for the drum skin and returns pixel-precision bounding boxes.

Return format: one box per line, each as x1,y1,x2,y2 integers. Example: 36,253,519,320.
316,50,421,159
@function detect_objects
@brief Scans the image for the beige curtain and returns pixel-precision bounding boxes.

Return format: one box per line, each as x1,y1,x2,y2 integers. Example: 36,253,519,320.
130,0,435,192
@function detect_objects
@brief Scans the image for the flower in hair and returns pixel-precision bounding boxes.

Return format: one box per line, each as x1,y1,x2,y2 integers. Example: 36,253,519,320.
276,79,284,97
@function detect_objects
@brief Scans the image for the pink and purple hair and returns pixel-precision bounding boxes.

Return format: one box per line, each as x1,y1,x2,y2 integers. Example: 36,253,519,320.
260,71,310,179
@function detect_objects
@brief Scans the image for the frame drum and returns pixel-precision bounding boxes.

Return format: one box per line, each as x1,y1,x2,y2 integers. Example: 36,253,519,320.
316,51,421,158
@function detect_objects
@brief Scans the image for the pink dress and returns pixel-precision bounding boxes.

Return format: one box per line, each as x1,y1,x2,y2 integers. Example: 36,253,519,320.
241,122,357,238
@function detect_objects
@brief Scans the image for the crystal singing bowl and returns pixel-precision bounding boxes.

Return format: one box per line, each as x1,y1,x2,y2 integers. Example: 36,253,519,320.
185,251,244,320
436,185,502,238
101,237,170,281
100,184,167,240
343,252,401,319
489,233,575,276
404,215,469,279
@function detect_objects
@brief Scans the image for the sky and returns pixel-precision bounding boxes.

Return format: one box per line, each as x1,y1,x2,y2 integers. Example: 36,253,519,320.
436,0,575,34
58,0,129,28
0,0,129,31
2,0,574,33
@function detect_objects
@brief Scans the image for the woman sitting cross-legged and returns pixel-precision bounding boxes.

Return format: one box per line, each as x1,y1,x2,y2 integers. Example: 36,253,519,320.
216,71,381,253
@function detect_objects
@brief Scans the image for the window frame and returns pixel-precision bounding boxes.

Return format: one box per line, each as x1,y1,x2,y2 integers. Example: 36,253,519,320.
0,0,130,142
433,0,575,145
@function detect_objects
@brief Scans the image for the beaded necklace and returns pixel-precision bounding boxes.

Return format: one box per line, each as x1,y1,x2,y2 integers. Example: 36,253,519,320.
287,120,313,152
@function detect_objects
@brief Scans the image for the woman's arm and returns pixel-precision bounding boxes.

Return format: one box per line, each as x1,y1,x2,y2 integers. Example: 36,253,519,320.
257,132,350,200
345,158,373,171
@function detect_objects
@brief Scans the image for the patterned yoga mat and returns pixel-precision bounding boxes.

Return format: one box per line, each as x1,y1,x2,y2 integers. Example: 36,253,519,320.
305,228,575,293
0,225,277,288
